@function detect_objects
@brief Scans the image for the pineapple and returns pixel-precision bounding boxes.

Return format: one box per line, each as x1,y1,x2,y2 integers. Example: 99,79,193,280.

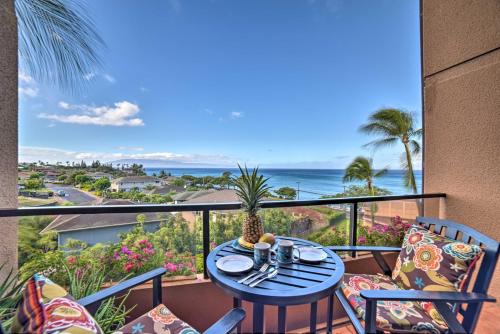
232,164,271,244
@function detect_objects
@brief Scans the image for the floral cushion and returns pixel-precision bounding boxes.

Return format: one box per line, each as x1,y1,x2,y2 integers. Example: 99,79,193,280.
392,225,483,292
114,304,199,334
340,273,448,333
12,274,103,334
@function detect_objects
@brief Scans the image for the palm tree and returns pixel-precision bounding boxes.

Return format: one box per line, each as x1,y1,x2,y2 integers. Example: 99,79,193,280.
343,156,387,196
344,157,387,224
359,108,422,194
15,0,104,91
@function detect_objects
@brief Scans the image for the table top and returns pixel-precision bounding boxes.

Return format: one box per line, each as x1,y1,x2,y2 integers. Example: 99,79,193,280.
207,237,345,306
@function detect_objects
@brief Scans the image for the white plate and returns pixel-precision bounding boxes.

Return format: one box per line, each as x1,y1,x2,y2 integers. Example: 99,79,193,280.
297,247,327,263
216,255,254,275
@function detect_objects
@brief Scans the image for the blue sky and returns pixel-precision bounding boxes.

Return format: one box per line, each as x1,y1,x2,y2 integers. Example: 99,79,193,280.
19,0,422,169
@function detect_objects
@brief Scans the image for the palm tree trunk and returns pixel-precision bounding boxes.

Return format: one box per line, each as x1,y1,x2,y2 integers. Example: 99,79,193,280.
367,180,376,224
403,142,423,215
403,143,417,194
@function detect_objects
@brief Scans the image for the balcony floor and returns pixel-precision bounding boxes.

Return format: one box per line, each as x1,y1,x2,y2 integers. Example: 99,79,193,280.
330,302,499,334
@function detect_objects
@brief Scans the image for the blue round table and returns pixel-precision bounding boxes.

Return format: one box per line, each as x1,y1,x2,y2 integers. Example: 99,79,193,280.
207,237,345,334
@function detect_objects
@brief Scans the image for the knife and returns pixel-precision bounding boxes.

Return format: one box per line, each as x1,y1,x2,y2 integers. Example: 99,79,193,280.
244,267,275,286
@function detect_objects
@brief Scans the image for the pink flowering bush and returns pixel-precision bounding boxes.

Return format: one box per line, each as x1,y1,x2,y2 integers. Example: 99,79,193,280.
163,251,197,277
357,216,412,247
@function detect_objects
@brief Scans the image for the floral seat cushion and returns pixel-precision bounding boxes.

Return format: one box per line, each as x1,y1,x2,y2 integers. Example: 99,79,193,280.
392,225,483,292
12,274,103,334
340,273,448,333
114,304,199,334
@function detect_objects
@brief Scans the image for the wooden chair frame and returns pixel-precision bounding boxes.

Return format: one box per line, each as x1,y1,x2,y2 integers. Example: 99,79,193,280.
79,267,245,334
329,217,499,334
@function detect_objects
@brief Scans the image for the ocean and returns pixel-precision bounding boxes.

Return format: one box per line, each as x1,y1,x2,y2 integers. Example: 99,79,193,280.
144,168,422,200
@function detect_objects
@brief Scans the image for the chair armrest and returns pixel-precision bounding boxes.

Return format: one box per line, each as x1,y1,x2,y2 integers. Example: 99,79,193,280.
329,246,401,276
360,290,496,303
203,308,246,334
78,267,166,312
328,246,401,253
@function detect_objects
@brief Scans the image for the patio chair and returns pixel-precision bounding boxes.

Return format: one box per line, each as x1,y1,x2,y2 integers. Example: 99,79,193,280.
8,268,245,334
329,217,499,334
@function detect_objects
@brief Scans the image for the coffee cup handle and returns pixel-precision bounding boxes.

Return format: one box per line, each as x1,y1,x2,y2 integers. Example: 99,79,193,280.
269,249,277,265
293,246,301,262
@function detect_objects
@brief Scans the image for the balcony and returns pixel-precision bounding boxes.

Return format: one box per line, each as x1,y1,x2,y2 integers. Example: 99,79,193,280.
4,192,483,333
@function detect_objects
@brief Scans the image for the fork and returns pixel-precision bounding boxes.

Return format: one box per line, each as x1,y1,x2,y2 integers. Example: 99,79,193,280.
237,263,269,284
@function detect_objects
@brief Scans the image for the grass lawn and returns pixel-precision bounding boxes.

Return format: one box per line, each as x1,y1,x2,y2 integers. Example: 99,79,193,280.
18,196,57,207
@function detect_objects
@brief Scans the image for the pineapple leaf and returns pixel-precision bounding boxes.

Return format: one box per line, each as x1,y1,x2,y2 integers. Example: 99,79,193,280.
232,164,271,215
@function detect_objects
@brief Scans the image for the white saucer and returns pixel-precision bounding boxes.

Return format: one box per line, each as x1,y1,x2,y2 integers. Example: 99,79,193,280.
297,247,327,263
216,255,254,275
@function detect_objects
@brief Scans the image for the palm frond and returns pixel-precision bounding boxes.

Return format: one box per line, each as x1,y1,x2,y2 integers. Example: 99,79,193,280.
362,137,399,150
409,140,421,155
16,0,105,92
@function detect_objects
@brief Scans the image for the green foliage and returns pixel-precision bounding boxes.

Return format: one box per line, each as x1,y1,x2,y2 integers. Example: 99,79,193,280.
18,216,56,264
171,178,185,187
232,165,271,216
75,174,92,185
322,185,392,198
106,189,171,204
23,177,44,189
94,177,111,191
28,172,45,179
274,187,297,199
0,264,28,332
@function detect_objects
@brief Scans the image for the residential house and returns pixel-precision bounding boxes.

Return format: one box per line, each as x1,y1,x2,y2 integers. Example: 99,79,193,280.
42,199,170,247
110,176,164,192
86,172,113,181
144,184,185,196
179,189,239,223
171,189,217,204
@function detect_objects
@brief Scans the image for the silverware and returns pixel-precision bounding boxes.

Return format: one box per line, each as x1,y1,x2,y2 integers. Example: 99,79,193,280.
244,267,275,285
249,269,279,287
237,263,269,284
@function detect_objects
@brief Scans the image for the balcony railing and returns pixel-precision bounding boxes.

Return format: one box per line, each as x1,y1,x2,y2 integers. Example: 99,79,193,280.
0,192,445,278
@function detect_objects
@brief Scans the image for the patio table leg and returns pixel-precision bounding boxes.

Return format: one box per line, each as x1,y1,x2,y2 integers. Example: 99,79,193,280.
278,306,287,334
327,294,334,334
233,298,242,334
310,301,318,334
253,302,265,334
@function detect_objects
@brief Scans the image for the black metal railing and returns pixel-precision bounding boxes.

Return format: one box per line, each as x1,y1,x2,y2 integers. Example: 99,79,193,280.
0,192,445,278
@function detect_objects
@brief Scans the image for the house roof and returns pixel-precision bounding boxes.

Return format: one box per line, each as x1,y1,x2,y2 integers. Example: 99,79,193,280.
112,176,161,184
171,189,217,202
42,199,169,233
87,172,113,178
146,184,185,195
182,189,240,204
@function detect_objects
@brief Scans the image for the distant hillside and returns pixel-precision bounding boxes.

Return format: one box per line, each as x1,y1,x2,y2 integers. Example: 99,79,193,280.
109,159,230,168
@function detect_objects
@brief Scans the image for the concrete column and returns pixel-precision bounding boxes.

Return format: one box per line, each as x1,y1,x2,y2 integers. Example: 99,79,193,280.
422,0,500,299
0,0,19,277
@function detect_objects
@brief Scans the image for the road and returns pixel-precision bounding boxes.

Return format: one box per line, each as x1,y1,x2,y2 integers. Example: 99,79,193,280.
46,184,97,205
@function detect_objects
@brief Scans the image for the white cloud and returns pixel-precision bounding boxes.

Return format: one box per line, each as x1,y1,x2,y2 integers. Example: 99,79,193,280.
19,86,39,97
83,72,96,81
18,72,39,98
116,146,144,151
39,101,145,127
19,146,233,165
19,72,34,84
103,74,116,83
230,111,244,119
